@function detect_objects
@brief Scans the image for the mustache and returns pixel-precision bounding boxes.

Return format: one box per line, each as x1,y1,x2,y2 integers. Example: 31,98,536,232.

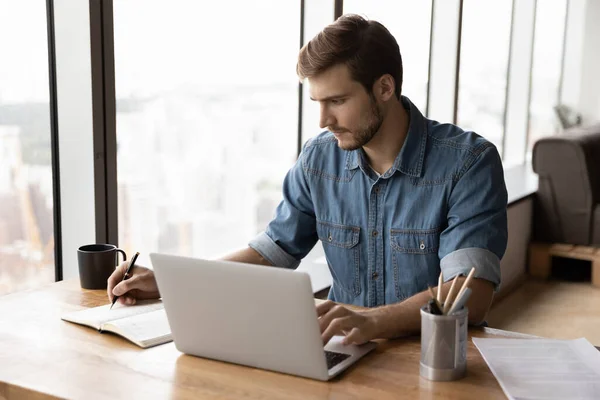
329,126,349,133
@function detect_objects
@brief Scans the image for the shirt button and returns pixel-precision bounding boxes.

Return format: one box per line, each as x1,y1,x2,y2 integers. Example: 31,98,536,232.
328,234,333,242
419,241,426,250
372,230,378,237
372,272,379,280
374,186,380,194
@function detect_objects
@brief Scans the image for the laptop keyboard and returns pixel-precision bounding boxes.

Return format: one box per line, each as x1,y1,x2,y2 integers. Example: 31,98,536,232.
325,350,351,369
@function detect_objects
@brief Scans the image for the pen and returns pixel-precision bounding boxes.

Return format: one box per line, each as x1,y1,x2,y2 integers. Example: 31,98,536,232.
110,251,139,310
448,288,472,315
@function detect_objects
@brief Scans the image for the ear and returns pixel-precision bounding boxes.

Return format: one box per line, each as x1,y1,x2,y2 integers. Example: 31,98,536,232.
373,74,396,102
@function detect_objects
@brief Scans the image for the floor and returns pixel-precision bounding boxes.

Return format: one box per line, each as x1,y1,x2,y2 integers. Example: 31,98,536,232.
487,279,600,345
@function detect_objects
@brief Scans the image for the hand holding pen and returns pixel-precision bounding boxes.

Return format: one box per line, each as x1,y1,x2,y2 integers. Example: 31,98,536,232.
110,252,140,310
107,253,161,306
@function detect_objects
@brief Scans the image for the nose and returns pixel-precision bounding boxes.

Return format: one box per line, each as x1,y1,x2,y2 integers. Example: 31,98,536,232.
319,103,335,130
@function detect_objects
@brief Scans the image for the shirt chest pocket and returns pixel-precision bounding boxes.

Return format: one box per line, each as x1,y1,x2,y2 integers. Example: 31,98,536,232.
390,228,441,300
317,221,361,297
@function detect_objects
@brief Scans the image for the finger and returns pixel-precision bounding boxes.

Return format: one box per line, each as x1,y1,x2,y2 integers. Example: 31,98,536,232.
318,305,350,333
118,294,136,306
316,300,336,317
106,263,127,301
107,286,114,303
124,296,136,305
322,316,354,345
112,275,140,296
342,327,367,346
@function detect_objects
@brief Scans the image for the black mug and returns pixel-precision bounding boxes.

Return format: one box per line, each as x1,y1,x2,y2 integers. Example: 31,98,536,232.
77,244,127,289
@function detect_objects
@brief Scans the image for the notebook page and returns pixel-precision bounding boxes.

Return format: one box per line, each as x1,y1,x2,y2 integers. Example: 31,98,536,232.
473,337,600,400
61,300,164,328
104,309,171,347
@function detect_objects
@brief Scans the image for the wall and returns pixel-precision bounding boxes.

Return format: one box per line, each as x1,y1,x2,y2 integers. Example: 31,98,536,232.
495,197,533,302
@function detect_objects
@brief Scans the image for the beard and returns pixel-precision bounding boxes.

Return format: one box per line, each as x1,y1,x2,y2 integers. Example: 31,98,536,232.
334,96,384,151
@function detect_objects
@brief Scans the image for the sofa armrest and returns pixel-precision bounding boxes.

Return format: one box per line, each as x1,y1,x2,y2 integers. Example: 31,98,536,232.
532,126,600,245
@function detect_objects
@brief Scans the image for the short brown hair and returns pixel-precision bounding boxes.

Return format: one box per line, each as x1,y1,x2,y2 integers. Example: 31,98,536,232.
297,14,403,100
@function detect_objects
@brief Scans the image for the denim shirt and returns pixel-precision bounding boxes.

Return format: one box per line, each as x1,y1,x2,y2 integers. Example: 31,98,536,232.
249,96,508,307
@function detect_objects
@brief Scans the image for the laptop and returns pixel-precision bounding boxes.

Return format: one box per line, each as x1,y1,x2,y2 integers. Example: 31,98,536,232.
150,253,376,381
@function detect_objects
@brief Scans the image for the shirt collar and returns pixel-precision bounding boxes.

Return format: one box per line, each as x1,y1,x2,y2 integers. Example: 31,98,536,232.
345,96,427,178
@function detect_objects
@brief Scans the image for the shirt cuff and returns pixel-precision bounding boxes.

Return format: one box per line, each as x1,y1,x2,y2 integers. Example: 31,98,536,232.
440,247,501,291
248,231,300,270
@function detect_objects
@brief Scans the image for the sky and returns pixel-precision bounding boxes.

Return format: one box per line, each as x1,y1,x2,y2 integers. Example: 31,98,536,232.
0,1,49,103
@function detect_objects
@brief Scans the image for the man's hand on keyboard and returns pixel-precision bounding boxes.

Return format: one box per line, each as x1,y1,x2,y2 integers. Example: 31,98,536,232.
316,300,379,346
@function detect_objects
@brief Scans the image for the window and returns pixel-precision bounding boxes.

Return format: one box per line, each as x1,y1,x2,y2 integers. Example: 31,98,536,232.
0,1,55,295
528,0,568,153
342,0,433,112
301,0,335,143
456,0,512,154
114,1,300,261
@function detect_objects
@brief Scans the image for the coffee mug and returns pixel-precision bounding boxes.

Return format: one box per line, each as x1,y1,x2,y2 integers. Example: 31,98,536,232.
77,244,127,289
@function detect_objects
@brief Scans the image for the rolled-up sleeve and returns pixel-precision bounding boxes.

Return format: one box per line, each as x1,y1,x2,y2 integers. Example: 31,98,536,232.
248,144,318,269
439,144,508,290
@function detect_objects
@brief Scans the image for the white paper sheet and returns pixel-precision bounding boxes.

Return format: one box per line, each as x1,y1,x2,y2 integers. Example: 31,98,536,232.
473,337,600,400
107,309,171,345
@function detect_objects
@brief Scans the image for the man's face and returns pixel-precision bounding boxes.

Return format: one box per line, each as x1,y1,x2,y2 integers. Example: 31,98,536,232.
308,64,383,151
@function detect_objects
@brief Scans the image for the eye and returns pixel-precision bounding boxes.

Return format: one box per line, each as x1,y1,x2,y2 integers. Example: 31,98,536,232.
331,98,346,105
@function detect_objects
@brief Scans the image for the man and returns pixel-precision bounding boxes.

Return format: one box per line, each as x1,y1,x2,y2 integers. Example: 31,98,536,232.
107,14,507,346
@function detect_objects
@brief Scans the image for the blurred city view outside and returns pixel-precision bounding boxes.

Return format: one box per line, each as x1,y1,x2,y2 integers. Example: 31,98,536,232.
457,0,513,156
0,1,54,296
528,0,568,153
457,0,567,160
0,0,570,294
113,1,301,262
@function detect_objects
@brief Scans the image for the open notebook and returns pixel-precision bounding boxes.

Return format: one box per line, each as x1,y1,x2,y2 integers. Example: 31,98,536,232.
61,300,172,348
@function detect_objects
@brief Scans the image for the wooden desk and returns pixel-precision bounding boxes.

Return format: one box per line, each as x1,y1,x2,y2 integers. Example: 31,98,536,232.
0,280,512,399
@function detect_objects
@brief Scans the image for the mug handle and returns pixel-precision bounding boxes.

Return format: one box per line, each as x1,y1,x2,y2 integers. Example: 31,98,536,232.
116,248,127,265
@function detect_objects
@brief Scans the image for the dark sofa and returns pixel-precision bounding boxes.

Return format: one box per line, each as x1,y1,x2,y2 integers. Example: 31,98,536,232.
532,124,600,246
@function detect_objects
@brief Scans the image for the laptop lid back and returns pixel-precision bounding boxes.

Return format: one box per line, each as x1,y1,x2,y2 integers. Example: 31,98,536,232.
150,253,329,380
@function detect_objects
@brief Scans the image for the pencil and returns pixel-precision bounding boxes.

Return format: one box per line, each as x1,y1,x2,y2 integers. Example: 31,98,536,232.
455,267,476,301
437,271,443,304
442,275,461,314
